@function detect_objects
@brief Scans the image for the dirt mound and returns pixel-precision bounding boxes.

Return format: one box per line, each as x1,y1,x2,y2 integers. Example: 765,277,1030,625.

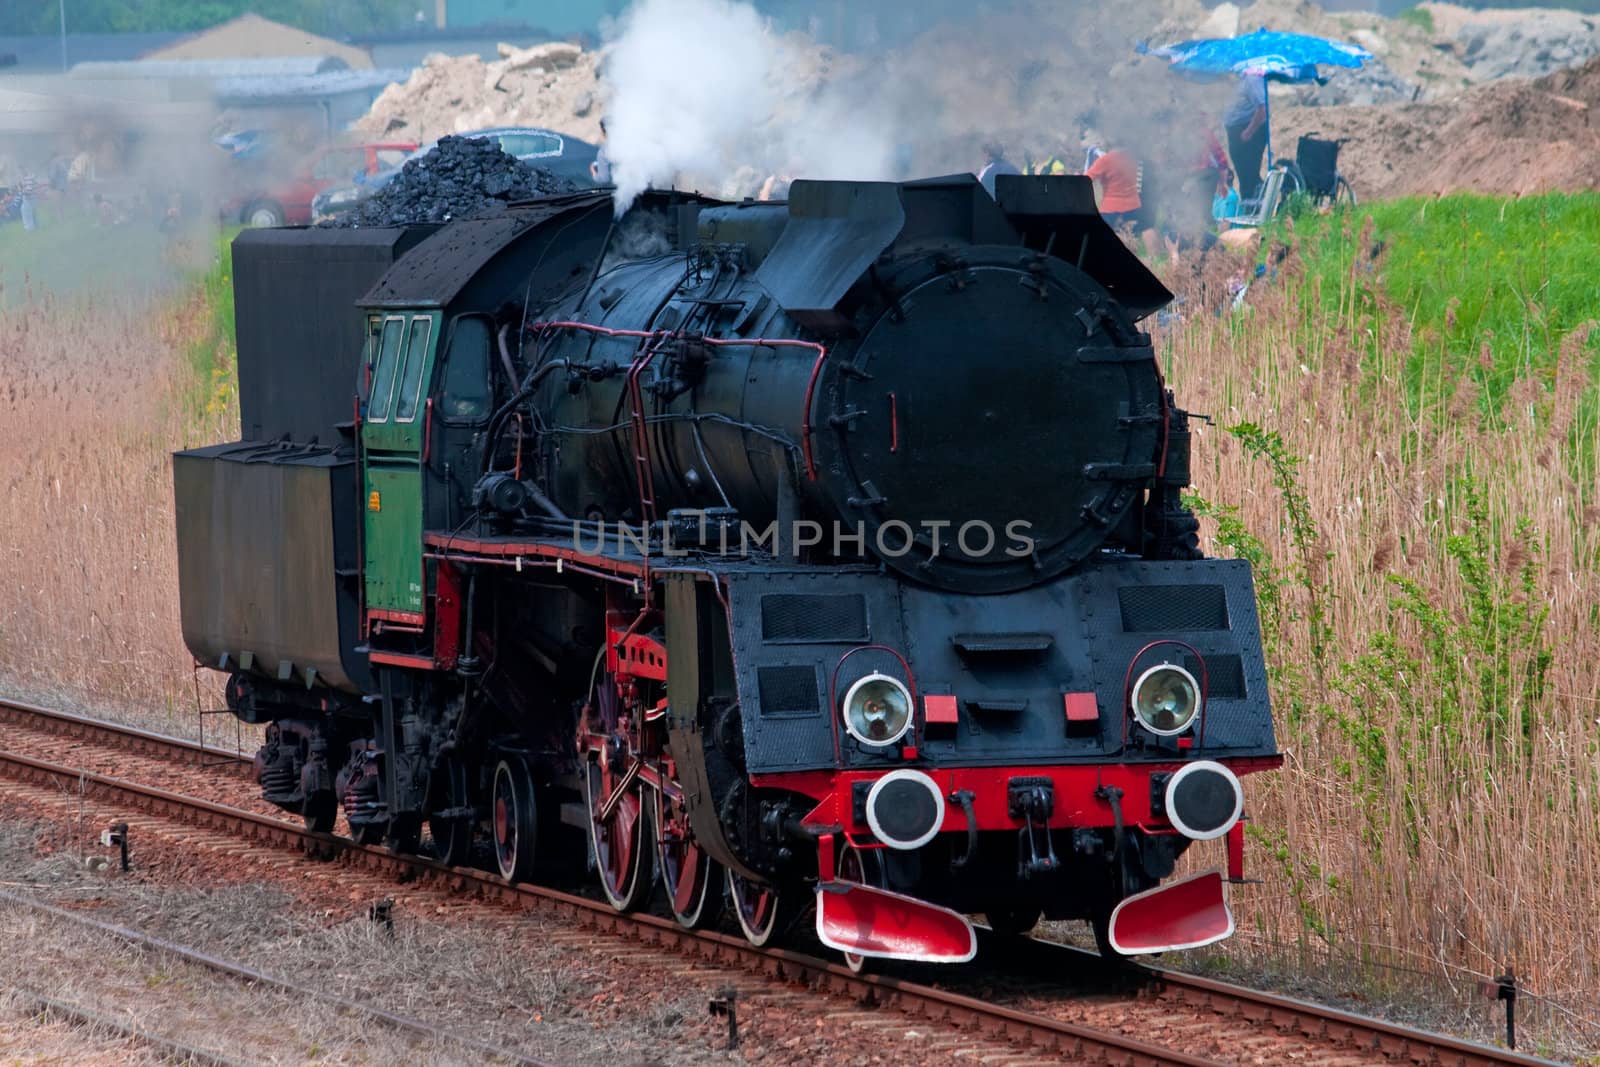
324,136,575,227
1275,54,1600,200
354,41,604,146
1539,54,1600,107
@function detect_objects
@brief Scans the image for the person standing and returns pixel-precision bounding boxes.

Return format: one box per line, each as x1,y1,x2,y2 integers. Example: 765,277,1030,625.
1080,126,1106,174
16,169,38,231
1027,136,1071,176
1171,116,1230,257
976,143,1020,197
1223,73,1268,203
1086,139,1158,258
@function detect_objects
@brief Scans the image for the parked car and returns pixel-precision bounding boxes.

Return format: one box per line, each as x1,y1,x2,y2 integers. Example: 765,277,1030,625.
221,140,417,227
424,126,600,187
310,127,600,222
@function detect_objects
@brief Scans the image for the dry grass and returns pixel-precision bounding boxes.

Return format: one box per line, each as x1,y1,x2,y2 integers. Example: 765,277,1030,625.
0,254,236,733
0,989,169,1066
1160,208,1600,1054
0,898,496,1064
0,820,728,1066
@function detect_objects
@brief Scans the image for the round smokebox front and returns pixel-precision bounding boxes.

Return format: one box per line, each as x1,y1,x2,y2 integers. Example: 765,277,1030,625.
1164,761,1244,841
865,769,945,851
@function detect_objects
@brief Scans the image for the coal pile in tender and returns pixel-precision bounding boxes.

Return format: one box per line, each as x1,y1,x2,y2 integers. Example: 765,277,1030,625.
329,135,575,227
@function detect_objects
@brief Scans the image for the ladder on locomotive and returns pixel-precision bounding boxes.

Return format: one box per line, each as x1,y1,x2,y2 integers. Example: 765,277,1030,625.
623,334,666,531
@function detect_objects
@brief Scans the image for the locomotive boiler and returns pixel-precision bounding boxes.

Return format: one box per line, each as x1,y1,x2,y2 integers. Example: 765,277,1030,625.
174,173,1281,965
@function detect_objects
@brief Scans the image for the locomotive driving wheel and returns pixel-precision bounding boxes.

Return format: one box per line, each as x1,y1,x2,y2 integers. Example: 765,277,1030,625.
585,756,652,912
491,757,538,882
725,868,797,948
428,754,474,868
653,782,721,929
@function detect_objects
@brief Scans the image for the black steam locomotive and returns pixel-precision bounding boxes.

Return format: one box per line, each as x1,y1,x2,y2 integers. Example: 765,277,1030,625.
174,174,1279,965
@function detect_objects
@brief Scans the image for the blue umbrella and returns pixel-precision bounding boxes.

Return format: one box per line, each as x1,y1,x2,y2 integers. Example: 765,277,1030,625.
1142,29,1372,166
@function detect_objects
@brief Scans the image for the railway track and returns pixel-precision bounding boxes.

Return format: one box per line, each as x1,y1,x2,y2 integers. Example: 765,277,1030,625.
0,697,251,771
0,697,1562,1067
0,888,546,1066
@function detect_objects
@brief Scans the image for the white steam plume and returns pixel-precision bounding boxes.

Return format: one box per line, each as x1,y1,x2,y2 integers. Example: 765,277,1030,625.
601,0,897,213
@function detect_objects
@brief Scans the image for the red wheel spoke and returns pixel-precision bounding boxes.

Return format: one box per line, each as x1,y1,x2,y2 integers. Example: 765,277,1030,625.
672,847,700,914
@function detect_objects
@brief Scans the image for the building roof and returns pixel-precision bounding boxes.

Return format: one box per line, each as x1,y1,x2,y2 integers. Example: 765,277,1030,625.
142,14,373,70
69,56,349,80
216,67,409,102
0,31,182,74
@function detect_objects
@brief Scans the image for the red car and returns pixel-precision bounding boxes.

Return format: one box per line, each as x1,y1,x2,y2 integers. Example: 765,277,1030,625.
224,141,416,227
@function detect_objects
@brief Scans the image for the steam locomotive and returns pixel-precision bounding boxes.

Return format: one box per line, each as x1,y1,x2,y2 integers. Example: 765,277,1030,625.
174,174,1280,966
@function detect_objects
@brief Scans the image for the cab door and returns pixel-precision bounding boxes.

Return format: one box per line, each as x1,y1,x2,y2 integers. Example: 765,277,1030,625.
362,311,438,622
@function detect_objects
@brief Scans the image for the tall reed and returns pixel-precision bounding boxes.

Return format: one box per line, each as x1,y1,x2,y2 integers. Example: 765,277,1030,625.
1166,198,1600,1049
0,246,236,721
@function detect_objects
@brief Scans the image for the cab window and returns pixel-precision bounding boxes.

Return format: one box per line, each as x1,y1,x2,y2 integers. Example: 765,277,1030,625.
440,316,492,421
366,316,406,421
362,315,381,389
498,132,561,158
313,148,366,181
394,316,433,422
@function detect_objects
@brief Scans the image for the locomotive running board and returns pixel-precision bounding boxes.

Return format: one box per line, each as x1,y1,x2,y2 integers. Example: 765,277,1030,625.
815,882,978,963
1107,869,1235,955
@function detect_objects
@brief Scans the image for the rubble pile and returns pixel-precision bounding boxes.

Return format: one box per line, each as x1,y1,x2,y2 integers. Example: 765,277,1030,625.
1422,3,1600,82
355,41,604,146
1298,59,1420,108
327,136,575,227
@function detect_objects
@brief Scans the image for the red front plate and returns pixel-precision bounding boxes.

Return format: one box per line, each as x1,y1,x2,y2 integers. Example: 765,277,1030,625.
1107,869,1234,954
815,881,978,963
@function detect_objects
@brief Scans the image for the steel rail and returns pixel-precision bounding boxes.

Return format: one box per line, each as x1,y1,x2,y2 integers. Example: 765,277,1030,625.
1011,937,1564,1067
0,700,1564,1067
0,697,250,770
1140,964,1562,1067
3,986,253,1067
0,888,548,1066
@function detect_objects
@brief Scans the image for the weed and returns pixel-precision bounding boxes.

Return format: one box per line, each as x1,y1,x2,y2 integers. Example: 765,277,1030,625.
1396,6,1435,34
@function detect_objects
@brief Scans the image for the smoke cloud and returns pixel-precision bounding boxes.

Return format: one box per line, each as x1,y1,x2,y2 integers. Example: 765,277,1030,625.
600,0,898,213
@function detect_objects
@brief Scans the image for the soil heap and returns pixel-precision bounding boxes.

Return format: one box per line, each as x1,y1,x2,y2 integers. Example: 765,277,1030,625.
326,136,575,227
1275,52,1600,200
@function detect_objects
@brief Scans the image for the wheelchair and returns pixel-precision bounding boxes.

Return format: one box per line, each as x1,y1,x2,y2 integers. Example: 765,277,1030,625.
1275,134,1356,210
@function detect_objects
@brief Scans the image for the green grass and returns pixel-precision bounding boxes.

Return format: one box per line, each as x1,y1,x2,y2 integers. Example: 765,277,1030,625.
1395,6,1435,34
1275,194,1600,454
178,229,241,432
0,207,192,307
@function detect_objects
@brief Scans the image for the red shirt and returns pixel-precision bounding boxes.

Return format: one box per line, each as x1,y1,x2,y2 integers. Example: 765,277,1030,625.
1194,127,1227,173
1086,150,1140,213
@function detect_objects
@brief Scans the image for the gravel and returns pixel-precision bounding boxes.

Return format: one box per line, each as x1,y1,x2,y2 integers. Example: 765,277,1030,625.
327,135,576,228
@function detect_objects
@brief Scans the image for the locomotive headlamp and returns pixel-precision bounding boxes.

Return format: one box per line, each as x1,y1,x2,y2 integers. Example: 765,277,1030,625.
1130,662,1201,736
842,673,914,747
